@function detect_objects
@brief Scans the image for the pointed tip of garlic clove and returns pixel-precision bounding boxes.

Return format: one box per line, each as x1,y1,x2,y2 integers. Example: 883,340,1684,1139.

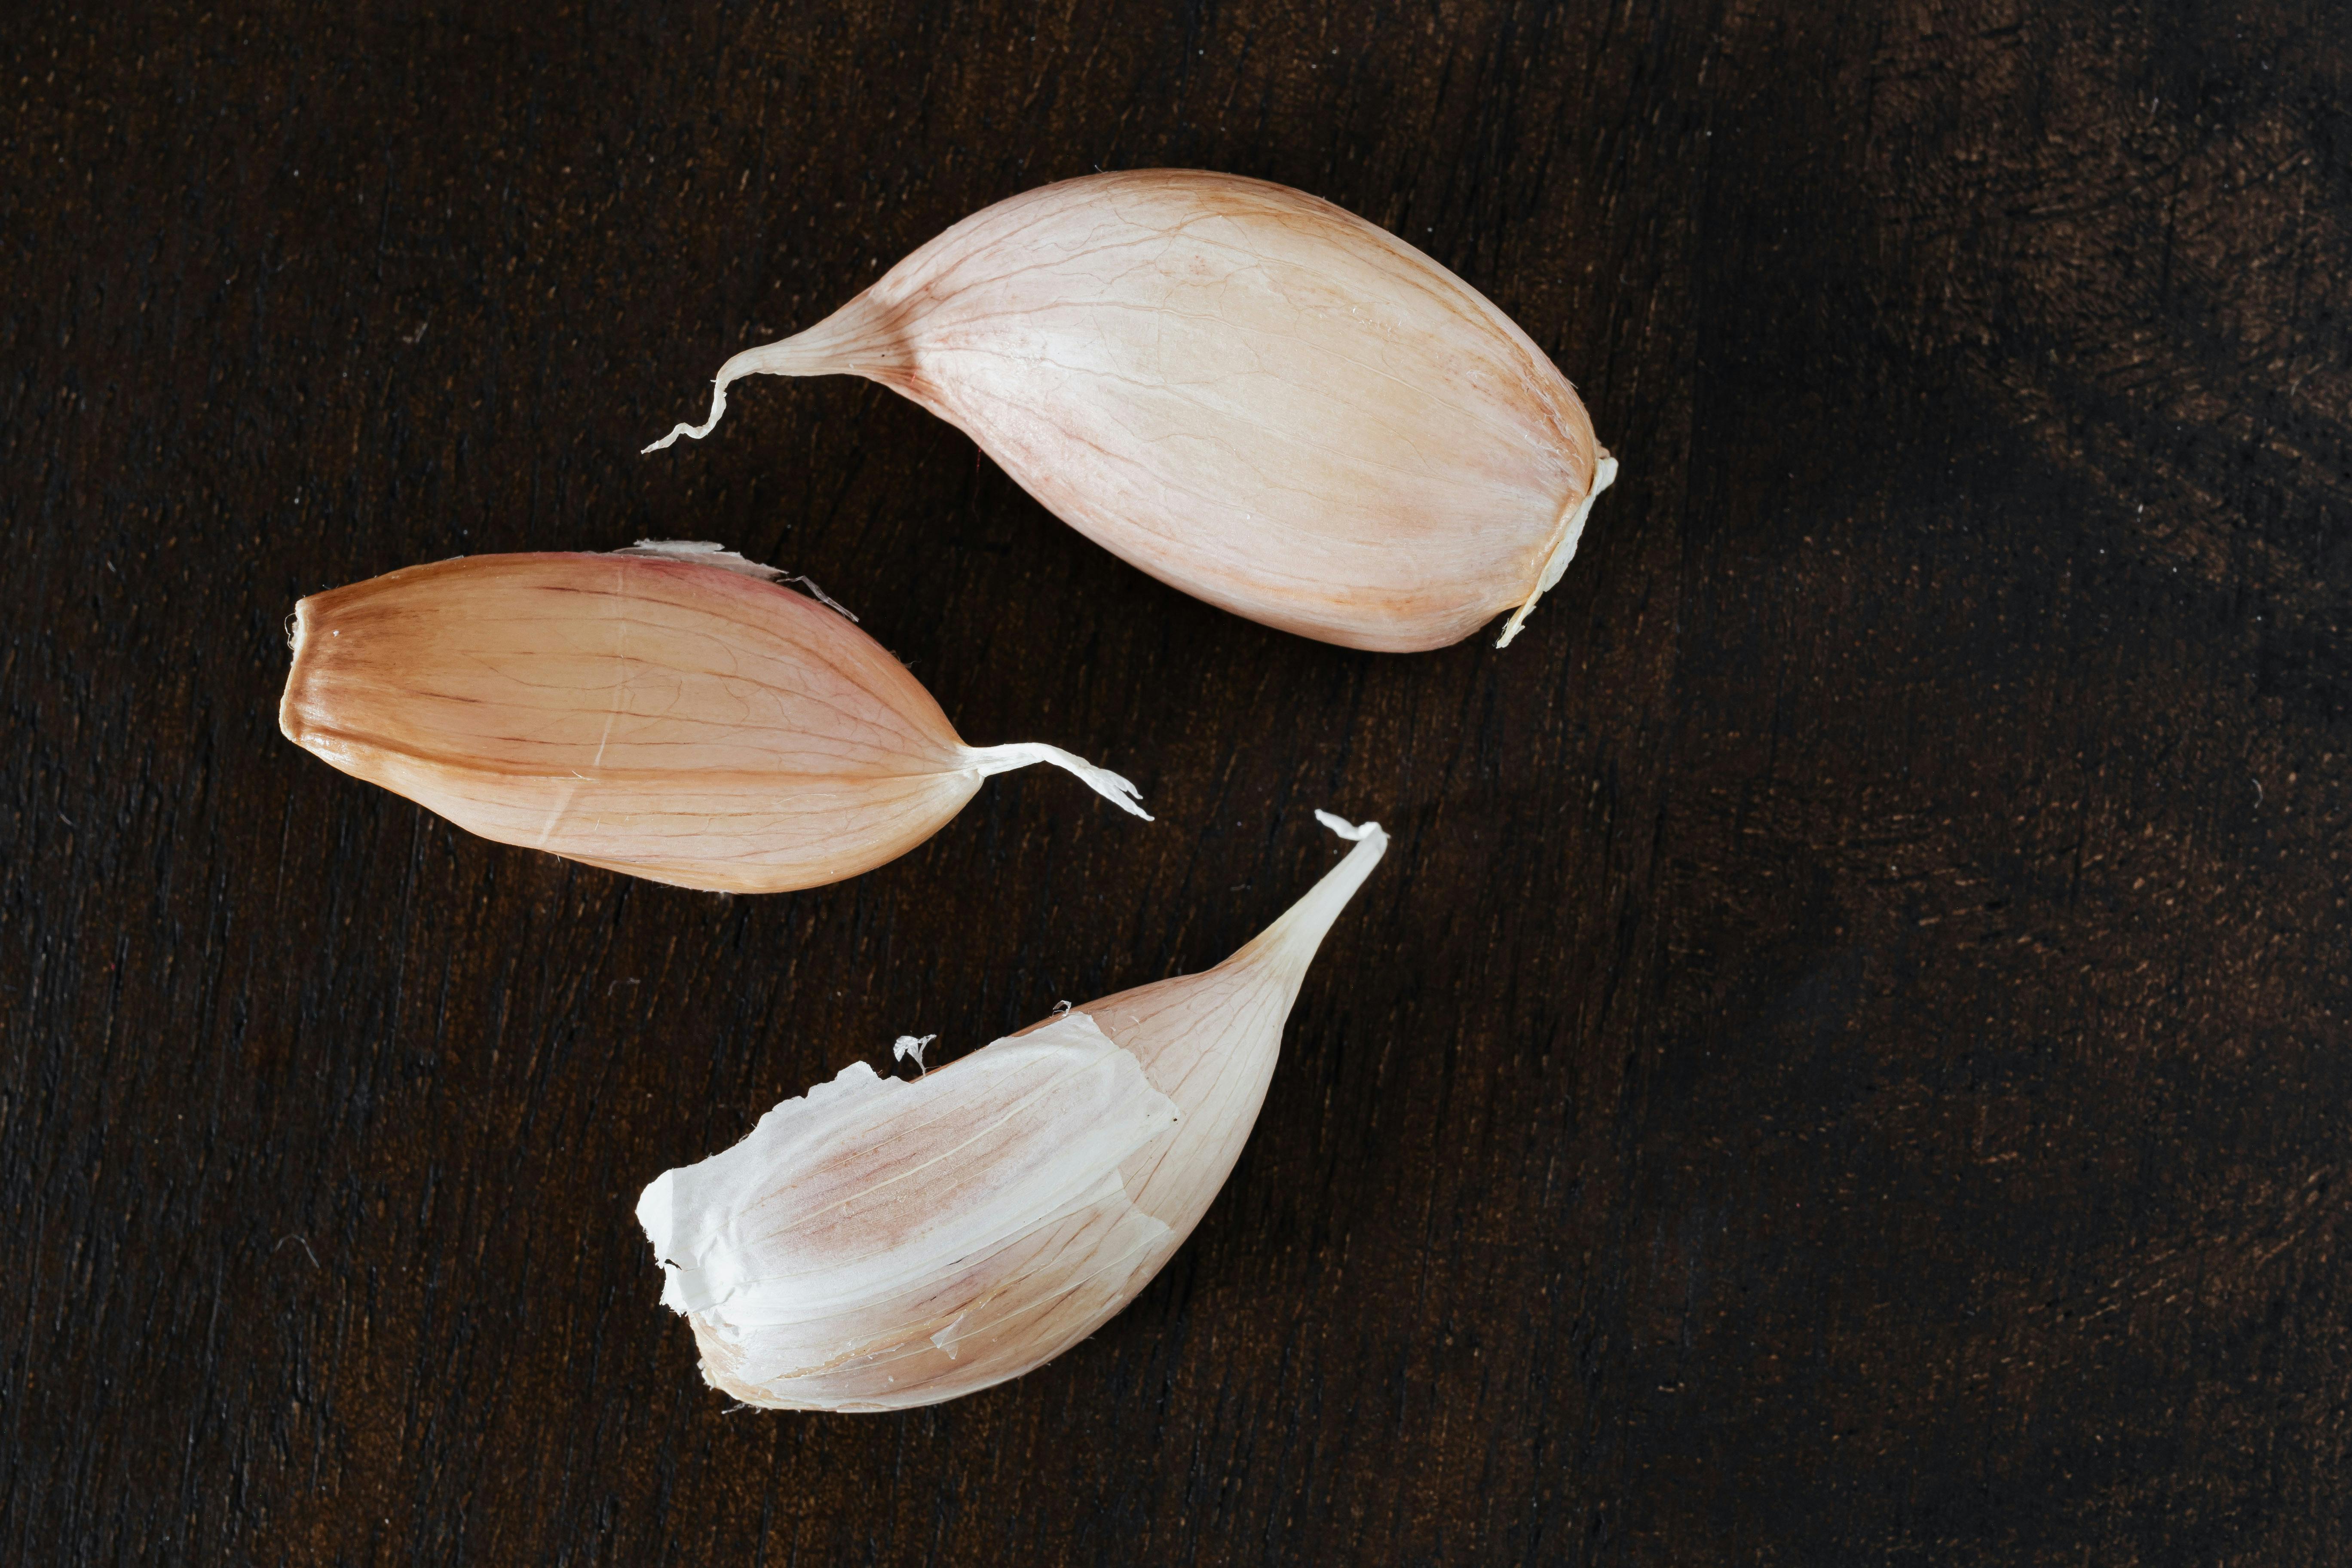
1227,809,1389,977
961,742,1154,821
1311,809,1384,842
639,347,758,452
643,326,891,453
1066,806,1390,1254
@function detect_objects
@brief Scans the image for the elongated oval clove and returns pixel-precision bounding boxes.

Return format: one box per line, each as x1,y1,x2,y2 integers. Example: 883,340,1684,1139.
278,544,1148,894
646,170,1616,652
637,811,1388,1410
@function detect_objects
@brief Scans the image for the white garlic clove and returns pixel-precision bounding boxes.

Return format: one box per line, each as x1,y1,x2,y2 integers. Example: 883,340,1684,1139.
279,546,1148,895
642,1012,1179,1406
639,812,1388,1410
646,170,1615,653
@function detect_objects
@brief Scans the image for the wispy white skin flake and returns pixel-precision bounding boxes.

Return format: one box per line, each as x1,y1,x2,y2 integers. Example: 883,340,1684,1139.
613,539,783,579
614,541,859,619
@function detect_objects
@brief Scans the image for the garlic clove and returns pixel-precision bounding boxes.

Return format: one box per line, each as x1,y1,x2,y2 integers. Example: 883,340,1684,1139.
642,1012,1179,1409
279,546,1148,895
646,170,1614,652
1091,811,1389,1246
639,812,1387,1410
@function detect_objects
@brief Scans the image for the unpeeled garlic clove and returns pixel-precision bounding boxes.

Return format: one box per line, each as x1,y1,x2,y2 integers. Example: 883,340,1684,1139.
638,811,1388,1410
278,544,1148,894
646,170,1615,653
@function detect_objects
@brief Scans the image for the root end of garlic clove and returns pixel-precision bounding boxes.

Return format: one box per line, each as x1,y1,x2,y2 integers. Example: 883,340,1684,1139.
277,600,312,743
1496,451,1619,649
962,743,1153,821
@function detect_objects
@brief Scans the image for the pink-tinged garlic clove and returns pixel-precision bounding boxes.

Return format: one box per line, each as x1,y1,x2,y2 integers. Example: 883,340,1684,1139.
646,170,1616,652
279,544,1148,894
637,812,1387,1410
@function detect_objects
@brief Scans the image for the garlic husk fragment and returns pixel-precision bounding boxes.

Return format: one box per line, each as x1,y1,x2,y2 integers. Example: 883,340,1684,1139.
639,812,1388,1410
278,548,1147,894
646,170,1614,652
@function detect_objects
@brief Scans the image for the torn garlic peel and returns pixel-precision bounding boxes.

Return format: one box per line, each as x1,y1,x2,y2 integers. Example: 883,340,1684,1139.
638,813,1389,1411
647,170,1613,652
642,1013,1179,1411
277,549,1147,895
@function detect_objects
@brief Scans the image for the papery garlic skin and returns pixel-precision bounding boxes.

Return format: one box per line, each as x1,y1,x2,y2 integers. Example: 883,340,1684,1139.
639,812,1388,1411
647,170,1614,652
643,1013,1181,1410
278,546,1147,895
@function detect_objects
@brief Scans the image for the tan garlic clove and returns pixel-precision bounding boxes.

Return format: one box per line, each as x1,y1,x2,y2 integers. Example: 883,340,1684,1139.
637,812,1388,1411
646,170,1616,652
278,543,1148,894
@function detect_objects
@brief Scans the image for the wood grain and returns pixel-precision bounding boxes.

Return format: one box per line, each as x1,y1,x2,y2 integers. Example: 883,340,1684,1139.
4,1,2348,1562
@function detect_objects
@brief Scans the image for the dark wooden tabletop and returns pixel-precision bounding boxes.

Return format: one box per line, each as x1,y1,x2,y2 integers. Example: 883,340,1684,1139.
7,1,2350,1562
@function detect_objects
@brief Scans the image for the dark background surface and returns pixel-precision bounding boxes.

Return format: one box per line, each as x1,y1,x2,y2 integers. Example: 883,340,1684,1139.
6,0,2350,1562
